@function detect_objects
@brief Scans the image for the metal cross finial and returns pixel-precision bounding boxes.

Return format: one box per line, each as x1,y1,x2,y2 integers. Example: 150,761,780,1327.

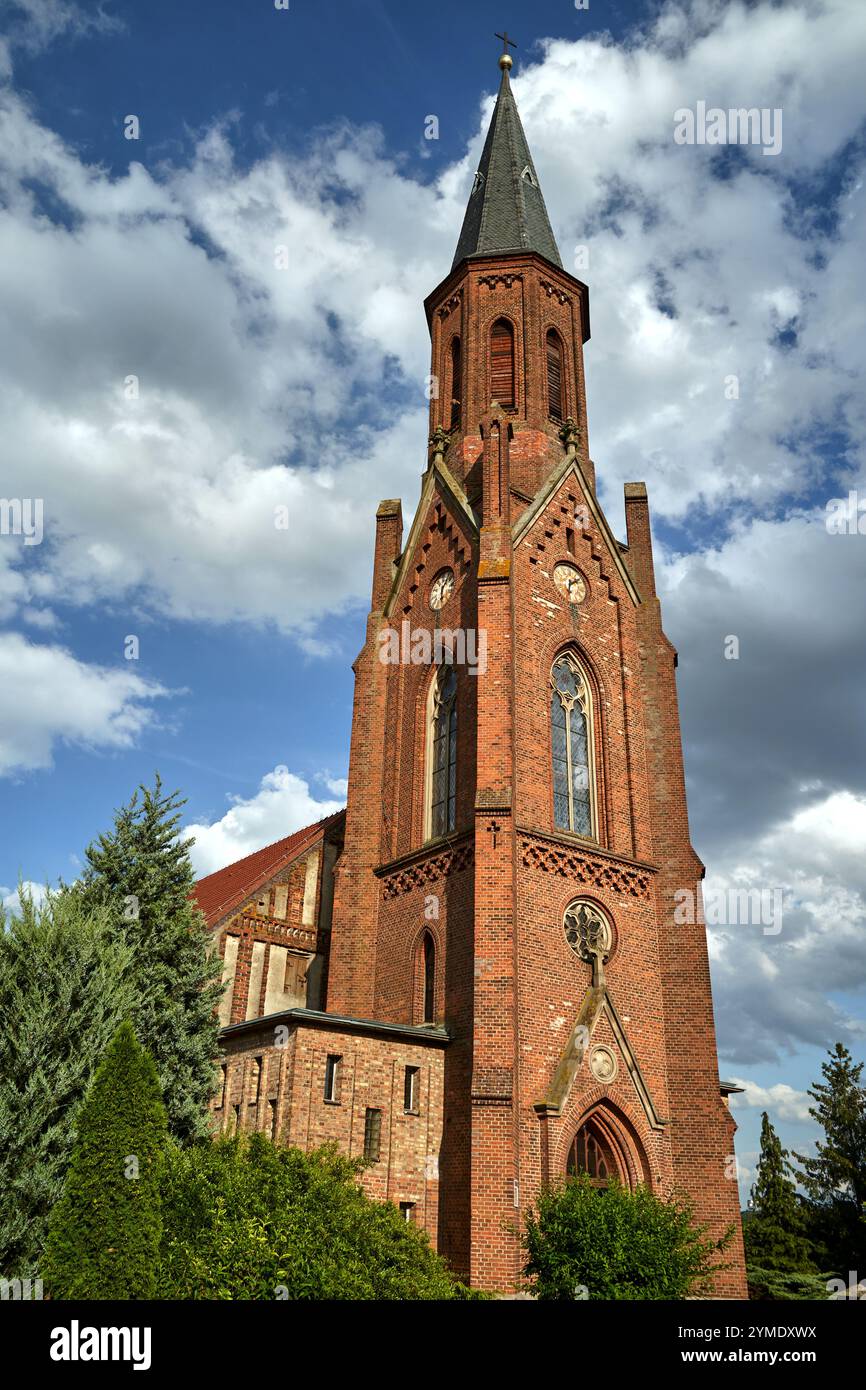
495,30,518,55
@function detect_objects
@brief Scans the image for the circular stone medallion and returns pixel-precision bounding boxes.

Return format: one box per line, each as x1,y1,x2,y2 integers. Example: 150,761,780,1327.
589,1045,617,1084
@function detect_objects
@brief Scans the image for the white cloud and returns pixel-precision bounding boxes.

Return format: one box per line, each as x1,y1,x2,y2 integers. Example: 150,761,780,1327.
1,879,48,911
0,0,863,640
0,632,171,774
0,0,122,57
185,764,345,877
320,775,349,799
728,1078,813,1124
702,787,866,1063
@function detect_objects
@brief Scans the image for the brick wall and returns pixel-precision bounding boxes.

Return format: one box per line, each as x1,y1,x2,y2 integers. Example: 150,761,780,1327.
212,1015,446,1245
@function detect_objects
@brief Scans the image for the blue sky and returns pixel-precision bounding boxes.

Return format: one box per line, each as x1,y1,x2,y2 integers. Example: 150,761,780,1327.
1,0,865,1200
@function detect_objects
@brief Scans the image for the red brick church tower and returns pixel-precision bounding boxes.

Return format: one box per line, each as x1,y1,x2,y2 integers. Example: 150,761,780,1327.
199,49,747,1297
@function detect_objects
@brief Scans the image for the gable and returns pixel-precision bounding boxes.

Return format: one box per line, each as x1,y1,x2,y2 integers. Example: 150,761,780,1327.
194,810,344,929
538,986,666,1134
382,460,478,622
513,454,641,607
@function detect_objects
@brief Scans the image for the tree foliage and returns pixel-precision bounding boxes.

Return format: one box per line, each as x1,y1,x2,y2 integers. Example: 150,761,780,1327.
744,1111,814,1273
522,1174,730,1300
795,1043,866,1274
157,1133,480,1300
0,887,136,1277
74,775,224,1142
43,1022,168,1300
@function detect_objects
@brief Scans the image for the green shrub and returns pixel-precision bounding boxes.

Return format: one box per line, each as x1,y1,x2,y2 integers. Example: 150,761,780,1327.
746,1267,831,1301
522,1174,730,1300
157,1133,481,1300
42,1022,168,1299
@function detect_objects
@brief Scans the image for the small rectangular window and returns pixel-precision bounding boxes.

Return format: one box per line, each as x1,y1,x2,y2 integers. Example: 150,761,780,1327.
268,1098,278,1141
404,1065,420,1114
324,1054,342,1104
218,1062,227,1108
249,1056,262,1106
364,1107,382,1162
399,1201,415,1224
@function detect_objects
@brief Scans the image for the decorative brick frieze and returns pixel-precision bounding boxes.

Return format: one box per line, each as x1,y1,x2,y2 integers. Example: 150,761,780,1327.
478,272,522,290
517,828,655,898
378,837,475,900
438,291,463,319
540,278,572,304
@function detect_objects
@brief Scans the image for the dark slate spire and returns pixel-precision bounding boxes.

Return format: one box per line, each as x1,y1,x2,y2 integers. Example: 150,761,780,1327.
452,59,562,271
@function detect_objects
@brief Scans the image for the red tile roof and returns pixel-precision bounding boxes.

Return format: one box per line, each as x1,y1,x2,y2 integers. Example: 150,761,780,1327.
193,810,345,928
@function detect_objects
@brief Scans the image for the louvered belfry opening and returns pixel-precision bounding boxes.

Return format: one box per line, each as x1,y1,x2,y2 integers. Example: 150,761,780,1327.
546,328,563,421
490,317,515,409
449,334,462,429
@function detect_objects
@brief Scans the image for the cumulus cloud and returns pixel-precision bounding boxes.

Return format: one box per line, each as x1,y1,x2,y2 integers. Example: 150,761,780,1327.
1,0,864,640
0,0,121,77
1,879,48,911
703,788,866,1065
658,510,866,850
728,1078,813,1125
185,764,345,877
0,632,171,774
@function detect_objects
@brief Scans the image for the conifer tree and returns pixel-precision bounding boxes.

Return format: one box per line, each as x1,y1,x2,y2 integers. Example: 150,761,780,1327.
75,775,224,1141
795,1043,866,1271
0,888,136,1276
43,1022,168,1300
744,1112,813,1272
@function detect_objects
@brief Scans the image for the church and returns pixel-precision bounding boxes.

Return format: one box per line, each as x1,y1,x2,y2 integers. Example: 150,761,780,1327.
194,49,748,1297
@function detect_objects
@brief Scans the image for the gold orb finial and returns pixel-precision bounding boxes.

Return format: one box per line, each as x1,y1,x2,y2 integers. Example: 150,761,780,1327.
495,30,517,70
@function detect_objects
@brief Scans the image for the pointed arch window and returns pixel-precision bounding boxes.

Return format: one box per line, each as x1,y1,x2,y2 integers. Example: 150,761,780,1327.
546,329,564,421
427,664,457,839
551,651,594,837
422,932,436,1022
567,1120,622,1188
449,335,462,430
490,318,515,409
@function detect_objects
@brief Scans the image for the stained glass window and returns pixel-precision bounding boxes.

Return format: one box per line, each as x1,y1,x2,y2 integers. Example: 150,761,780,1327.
567,1122,618,1188
550,652,593,836
430,665,457,837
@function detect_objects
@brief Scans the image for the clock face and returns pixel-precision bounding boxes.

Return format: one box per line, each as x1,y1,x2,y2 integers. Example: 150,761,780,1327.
429,568,455,610
552,563,586,605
